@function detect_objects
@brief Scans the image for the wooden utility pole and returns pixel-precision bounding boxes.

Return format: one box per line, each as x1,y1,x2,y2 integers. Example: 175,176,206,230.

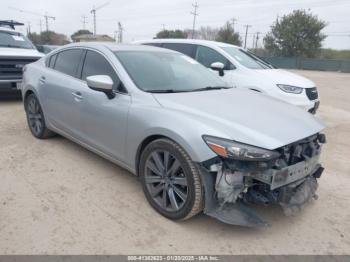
191,2,199,39
255,32,260,49
117,22,123,43
81,15,88,30
243,24,252,48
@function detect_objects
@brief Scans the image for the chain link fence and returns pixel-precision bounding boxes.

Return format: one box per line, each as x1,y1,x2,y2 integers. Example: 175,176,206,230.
262,57,350,73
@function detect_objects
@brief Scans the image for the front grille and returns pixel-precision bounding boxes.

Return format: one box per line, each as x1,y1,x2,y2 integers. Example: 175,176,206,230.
305,87,318,101
0,57,38,80
276,135,321,166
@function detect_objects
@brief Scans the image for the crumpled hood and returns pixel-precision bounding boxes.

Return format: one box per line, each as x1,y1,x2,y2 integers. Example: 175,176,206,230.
253,69,315,88
0,47,44,58
153,88,325,150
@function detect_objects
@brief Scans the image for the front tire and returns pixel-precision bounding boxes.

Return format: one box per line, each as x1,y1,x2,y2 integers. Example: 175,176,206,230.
25,94,55,139
139,138,203,220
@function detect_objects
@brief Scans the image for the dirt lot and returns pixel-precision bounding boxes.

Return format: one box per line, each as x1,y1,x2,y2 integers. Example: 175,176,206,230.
0,70,349,255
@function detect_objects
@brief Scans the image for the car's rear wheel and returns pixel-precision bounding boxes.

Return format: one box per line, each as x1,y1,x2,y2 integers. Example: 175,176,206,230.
25,93,55,139
139,138,203,220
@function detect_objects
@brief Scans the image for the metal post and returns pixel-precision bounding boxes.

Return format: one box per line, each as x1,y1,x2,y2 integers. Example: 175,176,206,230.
244,24,251,49
191,2,199,39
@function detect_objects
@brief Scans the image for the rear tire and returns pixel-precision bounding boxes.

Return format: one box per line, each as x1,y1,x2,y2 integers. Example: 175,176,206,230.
25,93,55,139
139,138,203,220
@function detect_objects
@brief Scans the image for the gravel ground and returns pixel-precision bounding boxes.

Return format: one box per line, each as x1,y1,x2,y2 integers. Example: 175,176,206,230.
0,70,349,255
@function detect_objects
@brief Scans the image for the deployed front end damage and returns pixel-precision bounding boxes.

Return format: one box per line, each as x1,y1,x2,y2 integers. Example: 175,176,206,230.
199,133,326,227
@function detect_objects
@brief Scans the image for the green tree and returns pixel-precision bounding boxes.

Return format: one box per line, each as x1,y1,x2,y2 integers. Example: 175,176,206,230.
71,29,93,40
28,31,70,45
155,29,188,39
198,26,219,40
215,21,242,46
264,9,327,57
27,32,41,45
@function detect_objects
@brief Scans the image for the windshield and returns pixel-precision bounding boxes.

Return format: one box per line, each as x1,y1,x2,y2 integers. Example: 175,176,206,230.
221,47,273,69
115,51,230,92
0,31,35,49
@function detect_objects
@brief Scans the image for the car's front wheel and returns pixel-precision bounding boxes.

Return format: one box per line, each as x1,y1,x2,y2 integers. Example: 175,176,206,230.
139,138,203,220
25,93,55,139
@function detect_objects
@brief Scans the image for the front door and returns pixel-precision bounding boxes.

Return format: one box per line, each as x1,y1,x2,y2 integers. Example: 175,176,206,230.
195,45,236,87
78,50,131,162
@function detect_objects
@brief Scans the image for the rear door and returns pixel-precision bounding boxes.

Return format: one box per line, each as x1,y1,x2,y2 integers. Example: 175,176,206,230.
40,48,85,137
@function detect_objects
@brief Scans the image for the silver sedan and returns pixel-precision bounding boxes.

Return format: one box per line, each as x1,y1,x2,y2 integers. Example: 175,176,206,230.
21,43,326,227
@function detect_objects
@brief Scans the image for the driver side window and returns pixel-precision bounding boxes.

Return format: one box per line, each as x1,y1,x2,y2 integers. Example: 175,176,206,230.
195,45,234,70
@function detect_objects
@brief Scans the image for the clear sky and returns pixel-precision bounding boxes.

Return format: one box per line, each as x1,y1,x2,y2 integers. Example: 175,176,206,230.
1,0,350,49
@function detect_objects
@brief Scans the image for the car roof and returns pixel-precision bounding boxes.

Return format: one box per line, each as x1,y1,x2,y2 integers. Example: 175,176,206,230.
134,38,241,49
61,42,178,53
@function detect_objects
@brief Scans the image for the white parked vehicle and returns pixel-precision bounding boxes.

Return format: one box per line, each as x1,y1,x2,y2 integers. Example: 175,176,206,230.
0,20,44,97
135,39,320,114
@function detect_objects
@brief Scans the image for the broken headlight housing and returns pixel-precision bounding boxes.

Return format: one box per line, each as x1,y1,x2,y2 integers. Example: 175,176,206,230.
203,135,280,161
277,84,303,94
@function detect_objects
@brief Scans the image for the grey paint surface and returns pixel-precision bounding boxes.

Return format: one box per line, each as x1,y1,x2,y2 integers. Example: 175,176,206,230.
22,43,324,174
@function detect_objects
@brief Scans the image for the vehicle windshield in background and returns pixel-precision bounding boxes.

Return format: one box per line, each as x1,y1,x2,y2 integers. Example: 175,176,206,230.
222,47,274,69
0,31,35,49
115,51,230,93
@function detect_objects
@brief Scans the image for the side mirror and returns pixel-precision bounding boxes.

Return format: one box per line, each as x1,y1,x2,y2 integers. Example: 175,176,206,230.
86,75,115,99
210,62,225,77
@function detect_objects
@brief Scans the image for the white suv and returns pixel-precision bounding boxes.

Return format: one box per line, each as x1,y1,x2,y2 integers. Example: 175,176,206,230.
0,21,44,97
135,39,320,113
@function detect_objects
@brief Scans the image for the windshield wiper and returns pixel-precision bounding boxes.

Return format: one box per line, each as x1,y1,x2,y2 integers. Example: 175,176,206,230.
147,89,190,93
192,86,231,92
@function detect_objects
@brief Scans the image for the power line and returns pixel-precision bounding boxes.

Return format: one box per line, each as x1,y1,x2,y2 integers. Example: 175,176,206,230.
38,19,42,33
44,13,55,32
190,1,199,39
230,18,237,28
9,7,55,32
81,15,88,30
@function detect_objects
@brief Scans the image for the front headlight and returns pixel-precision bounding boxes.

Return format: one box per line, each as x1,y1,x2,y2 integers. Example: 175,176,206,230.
203,135,280,161
277,84,303,94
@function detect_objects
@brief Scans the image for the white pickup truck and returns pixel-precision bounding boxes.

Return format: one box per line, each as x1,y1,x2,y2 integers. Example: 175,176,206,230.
0,21,43,98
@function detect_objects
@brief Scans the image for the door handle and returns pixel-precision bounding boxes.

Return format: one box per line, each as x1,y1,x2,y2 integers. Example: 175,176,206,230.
72,91,83,100
39,76,46,84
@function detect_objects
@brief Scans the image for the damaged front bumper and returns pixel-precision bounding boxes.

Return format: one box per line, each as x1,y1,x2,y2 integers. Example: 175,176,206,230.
198,134,326,227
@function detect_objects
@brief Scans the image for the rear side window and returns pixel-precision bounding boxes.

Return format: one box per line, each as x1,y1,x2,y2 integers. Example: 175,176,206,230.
162,43,196,58
195,45,234,70
48,54,57,68
81,50,124,93
54,49,84,78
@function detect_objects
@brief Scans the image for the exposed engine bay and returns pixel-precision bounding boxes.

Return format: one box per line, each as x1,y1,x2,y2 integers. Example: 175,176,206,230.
199,133,326,227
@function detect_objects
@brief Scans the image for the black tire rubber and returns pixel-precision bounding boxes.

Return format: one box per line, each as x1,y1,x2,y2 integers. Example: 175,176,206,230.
139,138,204,220
25,93,55,139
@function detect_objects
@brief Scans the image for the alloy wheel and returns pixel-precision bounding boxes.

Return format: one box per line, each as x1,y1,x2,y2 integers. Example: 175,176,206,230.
26,96,44,136
144,150,189,212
